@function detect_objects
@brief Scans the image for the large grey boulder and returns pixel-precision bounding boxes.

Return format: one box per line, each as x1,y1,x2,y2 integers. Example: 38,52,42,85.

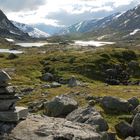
128,97,139,110
5,115,107,140
66,106,109,132
42,73,54,82
132,113,140,136
101,96,131,114
115,121,134,138
45,95,78,117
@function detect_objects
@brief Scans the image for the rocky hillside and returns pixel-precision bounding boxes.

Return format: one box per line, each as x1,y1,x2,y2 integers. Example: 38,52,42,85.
0,10,29,40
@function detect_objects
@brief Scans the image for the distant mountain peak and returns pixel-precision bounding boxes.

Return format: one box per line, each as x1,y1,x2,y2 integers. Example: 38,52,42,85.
12,21,50,38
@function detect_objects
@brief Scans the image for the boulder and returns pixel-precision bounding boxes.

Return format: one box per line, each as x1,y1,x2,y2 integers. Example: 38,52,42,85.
45,95,78,117
128,97,139,110
115,121,134,138
101,96,131,114
5,115,106,140
50,82,61,88
0,86,16,94
7,53,18,59
66,106,109,132
42,73,54,82
132,113,140,136
68,76,80,87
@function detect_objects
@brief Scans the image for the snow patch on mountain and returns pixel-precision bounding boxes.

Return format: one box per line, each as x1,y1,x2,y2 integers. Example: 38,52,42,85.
130,29,140,35
12,21,50,38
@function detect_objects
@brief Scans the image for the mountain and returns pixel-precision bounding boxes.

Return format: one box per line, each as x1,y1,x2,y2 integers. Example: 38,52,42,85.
12,21,50,38
0,10,29,40
60,13,120,34
59,4,140,42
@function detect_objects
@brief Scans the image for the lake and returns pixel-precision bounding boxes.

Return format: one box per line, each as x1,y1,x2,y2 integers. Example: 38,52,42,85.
0,49,23,54
74,40,115,47
15,42,48,47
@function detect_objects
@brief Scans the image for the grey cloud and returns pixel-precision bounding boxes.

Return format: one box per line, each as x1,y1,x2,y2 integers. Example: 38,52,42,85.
0,0,45,12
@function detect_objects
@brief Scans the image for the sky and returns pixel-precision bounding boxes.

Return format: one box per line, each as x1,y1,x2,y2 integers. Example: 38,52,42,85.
0,0,140,27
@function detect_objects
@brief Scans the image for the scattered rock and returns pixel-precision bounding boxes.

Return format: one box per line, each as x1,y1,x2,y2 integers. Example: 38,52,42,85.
68,76,81,87
5,115,106,140
128,97,139,110
28,99,47,112
50,82,61,88
66,106,109,132
42,73,54,82
115,121,134,138
45,95,78,117
88,100,96,106
132,113,140,136
101,96,131,114
7,53,18,60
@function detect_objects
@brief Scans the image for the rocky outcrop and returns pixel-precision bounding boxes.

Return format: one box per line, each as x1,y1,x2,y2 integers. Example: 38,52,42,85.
68,76,81,87
5,115,107,140
45,95,78,117
66,106,109,132
101,96,131,114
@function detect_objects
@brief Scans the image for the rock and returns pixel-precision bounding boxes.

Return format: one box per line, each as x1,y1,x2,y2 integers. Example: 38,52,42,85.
101,96,131,114
66,106,109,132
68,76,80,87
128,97,139,110
125,136,140,140
42,73,54,82
107,132,116,140
132,113,140,136
133,105,140,115
0,70,11,84
6,115,105,140
88,100,96,106
45,95,78,117
28,100,47,112
115,121,134,138
0,107,28,122
7,53,18,59
50,82,61,88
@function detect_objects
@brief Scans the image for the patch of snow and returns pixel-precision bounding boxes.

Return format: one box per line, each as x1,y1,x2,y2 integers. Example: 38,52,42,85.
10,31,20,35
75,22,83,31
5,38,14,42
15,42,48,47
130,29,140,35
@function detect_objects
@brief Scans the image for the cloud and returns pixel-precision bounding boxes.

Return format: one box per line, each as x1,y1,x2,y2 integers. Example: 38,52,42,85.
2,0,140,27
0,0,46,12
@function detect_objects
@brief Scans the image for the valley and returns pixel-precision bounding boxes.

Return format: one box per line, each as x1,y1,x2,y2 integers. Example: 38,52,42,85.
0,2,140,140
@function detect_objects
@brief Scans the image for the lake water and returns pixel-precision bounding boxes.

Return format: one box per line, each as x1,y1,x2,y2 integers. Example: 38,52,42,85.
15,42,48,47
0,49,23,54
74,40,115,47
